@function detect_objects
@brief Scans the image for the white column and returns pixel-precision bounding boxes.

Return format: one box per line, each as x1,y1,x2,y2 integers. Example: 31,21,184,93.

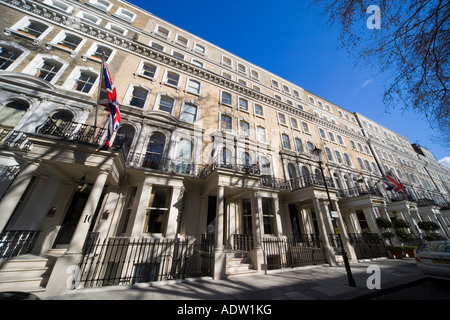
273,195,283,236
66,169,109,254
164,185,183,238
213,185,226,279
313,198,337,266
333,200,358,262
0,160,40,232
130,182,152,237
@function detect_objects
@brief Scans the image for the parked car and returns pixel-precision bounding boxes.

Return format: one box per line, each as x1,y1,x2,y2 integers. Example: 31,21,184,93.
415,240,450,280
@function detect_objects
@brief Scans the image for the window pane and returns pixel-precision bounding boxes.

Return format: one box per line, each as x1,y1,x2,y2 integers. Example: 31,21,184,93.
144,133,165,168
221,92,231,105
0,101,28,127
20,20,47,38
58,34,82,50
221,114,232,130
35,59,62,82
180,103,197,123
159,96,174,113
166,72,179,86
142,63,156,78
0,46,22,70
129,87,148,108
74,71,97,93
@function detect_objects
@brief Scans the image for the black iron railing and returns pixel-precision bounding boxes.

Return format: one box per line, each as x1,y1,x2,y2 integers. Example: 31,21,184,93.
78,235,214,288
37,116,106,146
0,127,33,150
337,186,384,199
262,235,327,270
0,230,41,260
348,233,387,260
290,174,336,191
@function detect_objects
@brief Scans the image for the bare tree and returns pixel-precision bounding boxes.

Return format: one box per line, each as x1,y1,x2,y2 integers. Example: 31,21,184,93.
311,0,449,146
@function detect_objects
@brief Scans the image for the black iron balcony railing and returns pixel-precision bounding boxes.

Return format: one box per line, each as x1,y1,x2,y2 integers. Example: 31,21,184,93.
337,186,384,199
290,174,336,191
37,116,106,146
0,127,33,150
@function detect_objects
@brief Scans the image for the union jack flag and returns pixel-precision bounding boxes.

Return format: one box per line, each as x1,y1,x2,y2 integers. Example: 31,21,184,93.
98,59,120,150
382,170,406,193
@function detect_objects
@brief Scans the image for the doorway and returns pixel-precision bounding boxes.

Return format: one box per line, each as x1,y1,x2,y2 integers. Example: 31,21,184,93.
53,188,90,248
289,204,301,240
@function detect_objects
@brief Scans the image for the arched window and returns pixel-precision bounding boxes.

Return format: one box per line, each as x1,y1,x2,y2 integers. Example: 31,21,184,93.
144,132,166,169
0,100,29,128
288,163,297,179
260,156,271,176
241,152,251,167
112,124,135,157
221,147,232,168
175,138,192,174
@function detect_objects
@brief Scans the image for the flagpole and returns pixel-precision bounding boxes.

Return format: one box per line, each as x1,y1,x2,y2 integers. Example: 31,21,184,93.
94,52,106,143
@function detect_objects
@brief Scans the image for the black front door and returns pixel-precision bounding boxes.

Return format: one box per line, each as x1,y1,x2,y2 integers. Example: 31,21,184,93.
52,191,89,247
289,204,301,240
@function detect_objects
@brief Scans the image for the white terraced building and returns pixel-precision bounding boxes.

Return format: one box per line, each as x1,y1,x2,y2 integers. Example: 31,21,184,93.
0,0,448,297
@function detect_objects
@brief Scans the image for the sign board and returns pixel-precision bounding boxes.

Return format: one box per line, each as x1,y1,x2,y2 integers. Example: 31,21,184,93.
330,211,339,218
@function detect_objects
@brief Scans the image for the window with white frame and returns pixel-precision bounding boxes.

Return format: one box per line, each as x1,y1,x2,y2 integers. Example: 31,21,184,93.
191,59,203,67
87,0,112,11
328,132,336,143
295,138,303,152
126,85,150,108
186,79,201,95
105,22,127,35
319,128,327,139
293,90,300,98
256,125,266,143
150,42,164,52
254,104,264,117
172,51,184,60
0,42,29,71
64,67,98,95
281,134,291,149
220,113,232,131
222,56,232,67
222,71,232,79
194,43,206,55
239,120,250,136
274,94,282,101
138,61,158,79
165,71,180,87
175,35,188,47
180,102,198,123
325,147,334,161
306,141,314,155
157,95,175,114
302,122,310,133
10,17,52,41
86,43,114,62
282,85,290,94
154,25,170,38
337,135,345,145
278,113,287,125
251,69,259,80
51,31,85,52
308,96,315,104
253,85,260,92
76,11,101,24
334,150,343,164
290,118,298,129
44,0,73,13
237,63,246,73
25,55,67,84
221,91,232,106
238,97,248,111
344,153,352,166
114,7,136,23
271,79,279,89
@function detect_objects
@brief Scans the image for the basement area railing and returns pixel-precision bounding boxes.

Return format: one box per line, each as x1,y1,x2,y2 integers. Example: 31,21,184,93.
0,230,41,260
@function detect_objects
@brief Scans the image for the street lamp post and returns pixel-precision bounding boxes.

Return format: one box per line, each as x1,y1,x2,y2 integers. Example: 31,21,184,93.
312,146,356,287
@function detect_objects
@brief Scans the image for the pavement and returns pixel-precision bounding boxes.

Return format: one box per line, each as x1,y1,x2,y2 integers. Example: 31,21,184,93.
41,258,425,301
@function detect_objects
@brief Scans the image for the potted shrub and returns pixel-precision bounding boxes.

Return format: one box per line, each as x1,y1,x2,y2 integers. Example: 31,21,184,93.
387,246,403,259
403,245,418,258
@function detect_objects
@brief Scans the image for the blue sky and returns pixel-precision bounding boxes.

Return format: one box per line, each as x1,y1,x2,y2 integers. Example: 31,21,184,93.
128,0,449,164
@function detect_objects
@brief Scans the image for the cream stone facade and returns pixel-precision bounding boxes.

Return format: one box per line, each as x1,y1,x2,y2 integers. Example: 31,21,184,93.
0,0,449,296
